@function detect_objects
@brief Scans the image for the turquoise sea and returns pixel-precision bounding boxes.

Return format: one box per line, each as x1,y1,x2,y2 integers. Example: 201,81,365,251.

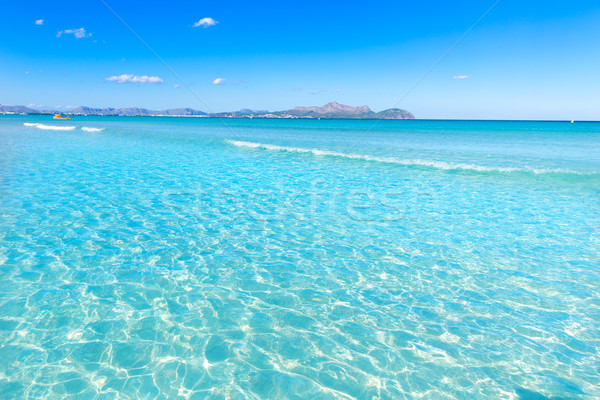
1,115,599,399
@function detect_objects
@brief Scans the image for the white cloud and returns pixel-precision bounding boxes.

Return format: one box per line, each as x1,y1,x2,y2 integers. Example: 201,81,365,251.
105,74,164,84
194,17,218,28
453,75,469,79
173,84,181,89
212,78,225,85
57,28,90,39
35,19,44,26
309,90,319,95
25,71,30,75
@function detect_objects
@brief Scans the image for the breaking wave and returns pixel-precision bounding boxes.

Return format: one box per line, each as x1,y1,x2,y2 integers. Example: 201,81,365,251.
24,123,105,132
226,139,594,175
24,123,76,131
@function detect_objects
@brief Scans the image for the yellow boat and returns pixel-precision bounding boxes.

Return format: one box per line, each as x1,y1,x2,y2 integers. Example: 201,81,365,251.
53,114,71,120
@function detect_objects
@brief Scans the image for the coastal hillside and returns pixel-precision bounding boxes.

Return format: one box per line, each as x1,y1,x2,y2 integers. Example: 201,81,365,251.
287,101,371,117
68,106,207,116
1,102,414,119
0,105,41,114
283,101,414,119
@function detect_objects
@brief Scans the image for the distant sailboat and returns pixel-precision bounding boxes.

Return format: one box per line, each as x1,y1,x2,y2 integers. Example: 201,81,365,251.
53,114,71,120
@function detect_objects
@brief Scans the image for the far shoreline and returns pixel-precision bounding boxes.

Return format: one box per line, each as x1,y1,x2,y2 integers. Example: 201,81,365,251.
1,113,597,123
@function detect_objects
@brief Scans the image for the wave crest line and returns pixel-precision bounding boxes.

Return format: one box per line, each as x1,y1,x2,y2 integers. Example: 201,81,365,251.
225,139,594,175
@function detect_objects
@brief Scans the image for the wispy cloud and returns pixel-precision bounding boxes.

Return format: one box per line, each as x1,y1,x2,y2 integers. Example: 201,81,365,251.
173,84,181,89
35,19,44,26
105,74,164,84
194,18,218,28
57,28,90,39
453,75,469,79
212,78,225,85
309,90,320,95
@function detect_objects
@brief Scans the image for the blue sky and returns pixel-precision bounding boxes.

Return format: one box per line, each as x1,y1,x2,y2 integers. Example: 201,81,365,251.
1,0,599,119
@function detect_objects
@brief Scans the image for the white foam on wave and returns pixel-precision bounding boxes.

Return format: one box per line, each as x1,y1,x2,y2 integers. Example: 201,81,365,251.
226,139,593,175
81,127,104,132
23,122,76,131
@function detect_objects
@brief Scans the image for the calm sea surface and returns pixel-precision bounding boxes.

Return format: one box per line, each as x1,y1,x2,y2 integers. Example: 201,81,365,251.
1,116,599,399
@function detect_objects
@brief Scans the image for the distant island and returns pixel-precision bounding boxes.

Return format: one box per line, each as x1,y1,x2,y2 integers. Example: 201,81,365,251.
0,102,415,120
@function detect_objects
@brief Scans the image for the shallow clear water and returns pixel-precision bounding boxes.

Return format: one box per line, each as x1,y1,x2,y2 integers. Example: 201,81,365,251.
1,115,599,399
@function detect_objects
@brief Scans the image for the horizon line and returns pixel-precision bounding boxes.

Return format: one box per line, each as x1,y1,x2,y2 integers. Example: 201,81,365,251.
1,113,596,123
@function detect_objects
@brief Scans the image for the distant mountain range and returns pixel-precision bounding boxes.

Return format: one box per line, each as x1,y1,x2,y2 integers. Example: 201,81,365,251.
68,106,208,116
283,102,414,119
0,105,55,114
0,102,414,119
